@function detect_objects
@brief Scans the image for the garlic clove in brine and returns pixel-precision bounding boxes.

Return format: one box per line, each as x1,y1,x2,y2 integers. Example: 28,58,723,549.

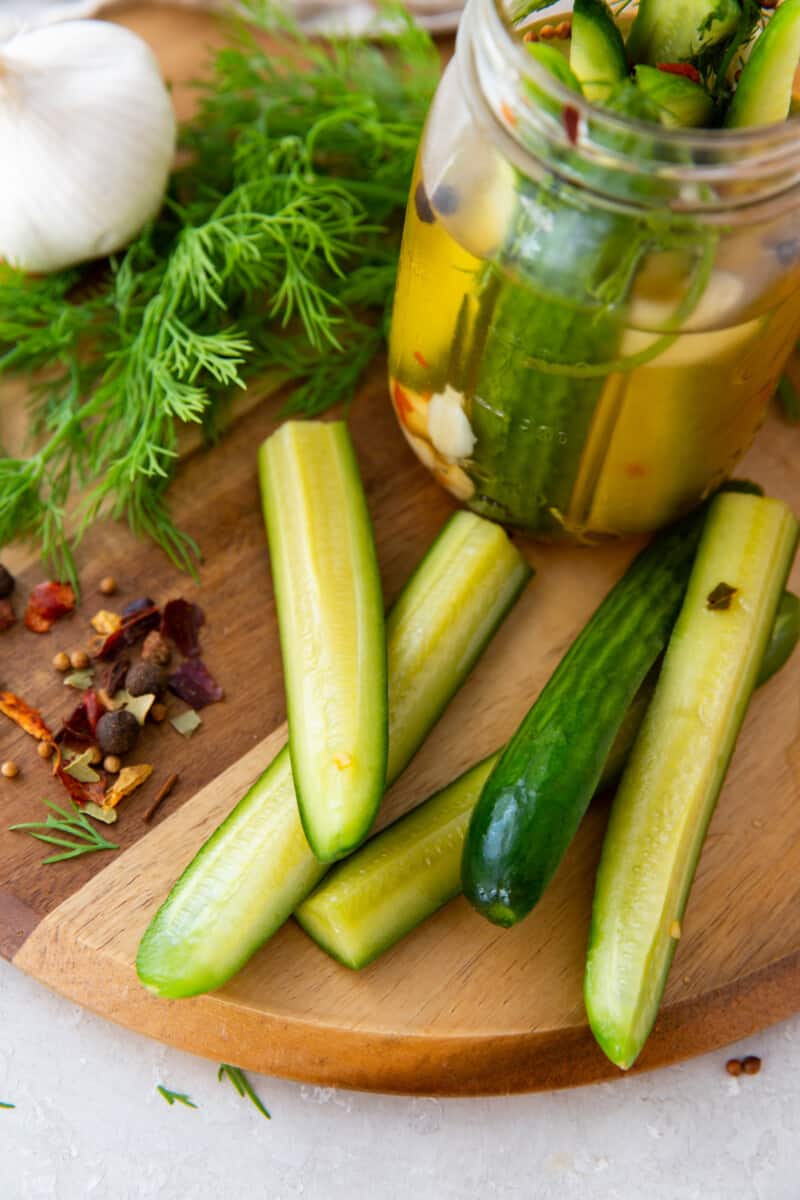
0,20,176,274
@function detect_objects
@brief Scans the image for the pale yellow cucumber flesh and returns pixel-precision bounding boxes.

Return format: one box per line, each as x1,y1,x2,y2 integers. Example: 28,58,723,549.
585,492,799,1071
136,511,531,998
260,421,387,862
297,757,499,969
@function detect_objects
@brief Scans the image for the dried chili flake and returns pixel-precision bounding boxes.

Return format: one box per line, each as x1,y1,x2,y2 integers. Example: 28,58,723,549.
104,763,153,809
563,104,580,145
0,598,15,632
657,62,702,84
102,655,130,698
121,597,155,619
168,659,223,708
55,689,106,748
55,762,107,809
413,351,429,370
92,605,160,659
161,598,205,658
392,382,414,423
0,691,53,741
24,581,76,633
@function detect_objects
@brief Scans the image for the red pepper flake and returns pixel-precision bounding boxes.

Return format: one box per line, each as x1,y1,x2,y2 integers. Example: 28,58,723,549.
55,689,106,749
392,381,414,423
413,351,429,370
0,691,53,742
625,462,648,479
0,598,15,633
563,104,580,146
161,598,205,658
54,762,107,809
168,659,223,709
24,581,76,634
92,605,160,659
500,100,518,128
657,62,702,85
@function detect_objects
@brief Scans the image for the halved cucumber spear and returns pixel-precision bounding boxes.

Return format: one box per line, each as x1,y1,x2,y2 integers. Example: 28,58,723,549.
137,506,531,998
259,421,387,863
726,0,800,127
586,491,799,1070
298,590,797,972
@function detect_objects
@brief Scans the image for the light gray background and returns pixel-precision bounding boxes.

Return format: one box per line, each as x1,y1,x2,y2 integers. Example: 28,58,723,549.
1,957,796,1200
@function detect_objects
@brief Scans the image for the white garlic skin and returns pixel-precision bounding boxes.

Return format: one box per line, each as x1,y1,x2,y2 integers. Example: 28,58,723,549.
0,21,176,273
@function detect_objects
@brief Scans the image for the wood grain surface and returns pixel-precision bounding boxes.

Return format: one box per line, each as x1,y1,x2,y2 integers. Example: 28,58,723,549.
2,4,800,1096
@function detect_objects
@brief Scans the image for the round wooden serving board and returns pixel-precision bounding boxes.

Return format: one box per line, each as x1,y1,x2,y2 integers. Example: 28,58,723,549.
2,5,800,1096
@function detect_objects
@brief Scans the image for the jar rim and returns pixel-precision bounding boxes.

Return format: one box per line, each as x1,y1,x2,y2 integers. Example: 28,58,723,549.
481,0,800,152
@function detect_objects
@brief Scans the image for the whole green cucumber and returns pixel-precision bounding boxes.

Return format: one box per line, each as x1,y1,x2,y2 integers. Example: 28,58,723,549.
462,508,706,927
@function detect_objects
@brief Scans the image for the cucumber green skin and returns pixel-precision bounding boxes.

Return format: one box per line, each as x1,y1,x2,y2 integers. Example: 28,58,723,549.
525,42,583,96
465,87,663,534
627,0,741,67
570,0,628,102
297,593,792,970
137,745,326,997
756,590,800,687
726,0,800,127
136,512,530,998
633,65,714,128
585,495,799,1069
463,508,706,928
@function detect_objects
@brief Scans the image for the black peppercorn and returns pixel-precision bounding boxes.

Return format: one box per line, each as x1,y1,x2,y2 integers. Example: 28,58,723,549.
96,709,140,756
0,564,14,599
125,660,165,697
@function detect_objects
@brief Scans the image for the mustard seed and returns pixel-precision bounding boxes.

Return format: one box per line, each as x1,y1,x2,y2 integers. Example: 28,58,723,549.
726,1058,742,1077
99,576,117,596
539,23,556,38
556,20,571,38
53,651,71,672
103,755,121,774
70,649,90,670
1,761,19,779
150,702,168,724
742,1056,762,1076
37,741,55,760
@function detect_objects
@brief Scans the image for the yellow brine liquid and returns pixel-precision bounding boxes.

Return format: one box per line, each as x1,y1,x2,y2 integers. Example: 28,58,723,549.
389,160,800,539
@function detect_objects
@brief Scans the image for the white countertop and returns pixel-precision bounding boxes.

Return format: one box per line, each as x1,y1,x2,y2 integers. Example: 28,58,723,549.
1,957,796,1199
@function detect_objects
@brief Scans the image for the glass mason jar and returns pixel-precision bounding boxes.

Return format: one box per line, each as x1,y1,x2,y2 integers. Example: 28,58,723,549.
388,0,800,539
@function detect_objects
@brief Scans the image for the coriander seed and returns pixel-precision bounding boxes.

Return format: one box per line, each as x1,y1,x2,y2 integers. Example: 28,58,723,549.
37,741,55,760
99,576,117,596
53,651,71,672
103,755,121,774
1,761,19,779
87,746,103,765
70,649,90,670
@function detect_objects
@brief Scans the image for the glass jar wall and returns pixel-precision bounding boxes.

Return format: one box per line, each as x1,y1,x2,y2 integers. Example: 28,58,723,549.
388,0,800,539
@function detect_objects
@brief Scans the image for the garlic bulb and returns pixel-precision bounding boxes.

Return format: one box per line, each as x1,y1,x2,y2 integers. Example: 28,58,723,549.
0,20,176,273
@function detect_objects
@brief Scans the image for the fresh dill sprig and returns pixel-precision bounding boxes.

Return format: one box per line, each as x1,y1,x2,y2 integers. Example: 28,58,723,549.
218,1064,271,1120
0,3,438,587
157,1085,198,1109
9,798,119,864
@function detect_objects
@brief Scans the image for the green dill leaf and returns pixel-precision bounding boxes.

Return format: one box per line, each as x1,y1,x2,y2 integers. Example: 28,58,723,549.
157,1085,198,1109
0,4,437,582
0,1102,15,1110
218,1063,271,1120
9,798,119,864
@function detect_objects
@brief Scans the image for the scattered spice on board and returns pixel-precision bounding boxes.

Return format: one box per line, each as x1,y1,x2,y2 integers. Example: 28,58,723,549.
742,1055,762,1076
24,581,76,633
4,583,223,857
